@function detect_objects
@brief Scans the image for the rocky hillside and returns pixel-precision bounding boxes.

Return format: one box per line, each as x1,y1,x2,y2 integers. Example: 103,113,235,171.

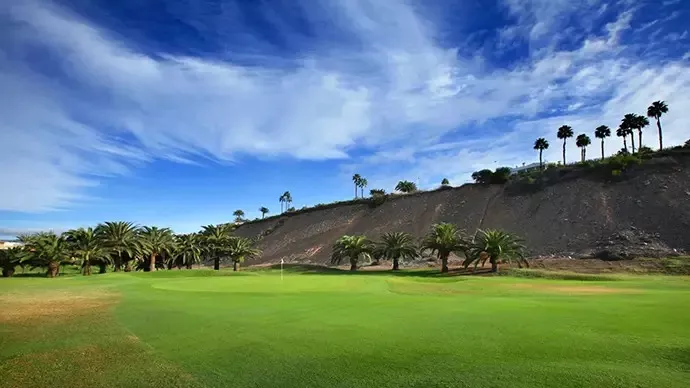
235,153,690,265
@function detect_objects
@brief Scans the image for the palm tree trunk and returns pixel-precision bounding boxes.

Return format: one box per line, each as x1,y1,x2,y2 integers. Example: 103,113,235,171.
490,256,499,273
539,150,543,169
233,261,240,272
623,137,627,152
354,184,358,199
392,258,399,271
350,258,357,271
657,118,663,150
148,253,156,272
47,261,59,278
630,134,636,154
562,139,566,165
114,251,122,272
638,130,642,151
441,255,449,273
82,261,92,276
213,257,220,271
601,139,605,159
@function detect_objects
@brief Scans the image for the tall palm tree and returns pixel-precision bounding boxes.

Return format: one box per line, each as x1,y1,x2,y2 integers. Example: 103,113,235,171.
233,210,245,223
557,125,574,165
420,223,468,273
0,247,26,277
359,178,368,198
201,224,233,270
226,236,261,272
331,235,373,271
352,174,361,198
20,232,72,278
138,226,175,272
576,134,591,162
647,100,669,150
621,114,638,153
623,113,649,151
594,126,611,159
173,233,202,269
279,193,284,213
64,227,110,276
395,180,418,193
376,232,417,270
616,126,629,153
463,230,527,273
533,138,549,169
259,207,269,219
96,221,139,272
283,191,293,211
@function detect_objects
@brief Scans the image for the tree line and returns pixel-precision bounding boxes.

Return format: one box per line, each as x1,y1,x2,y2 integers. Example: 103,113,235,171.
0,222,260,278
534,101,669,168
331,224,526,273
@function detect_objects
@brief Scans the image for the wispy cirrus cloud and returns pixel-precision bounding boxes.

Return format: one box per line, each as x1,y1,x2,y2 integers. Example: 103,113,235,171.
0,0,689,218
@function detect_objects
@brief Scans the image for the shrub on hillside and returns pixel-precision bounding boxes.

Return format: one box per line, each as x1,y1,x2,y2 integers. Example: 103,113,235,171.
685,139,690,148
492,167,512,183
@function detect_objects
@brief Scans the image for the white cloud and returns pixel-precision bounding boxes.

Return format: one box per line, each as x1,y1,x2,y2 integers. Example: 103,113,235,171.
1,0,689,215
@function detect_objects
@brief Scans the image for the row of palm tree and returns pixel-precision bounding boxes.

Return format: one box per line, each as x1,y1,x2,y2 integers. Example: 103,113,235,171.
0,222,261,277
536,101,669,168
331,224,526,273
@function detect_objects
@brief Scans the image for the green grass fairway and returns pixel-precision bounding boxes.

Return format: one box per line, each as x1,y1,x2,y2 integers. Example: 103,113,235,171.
1,270,689,387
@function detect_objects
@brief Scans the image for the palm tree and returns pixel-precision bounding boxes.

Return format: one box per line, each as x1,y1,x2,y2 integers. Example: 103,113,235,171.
201,224,233,270
395,180,418,193
283,191,293,211
173,233,202,269
138,226,175,272
463,230,527,273
576,134,591,162
376,232,417,270
226,237,261,272
623,113,650,151
647,100,669,150
279,193,285,213
233,209,245,223
621,114,638,153
441,178,450,186
594,126,611,159
359,178,368,198
557,125,574,165
96,221,139,272
420,223,468,273
352,174,361,198
64,227,110,276
259,207,269,219
20,232,72,278
533,138,549,169
0,247,26,277
616,126,629,152
331,235,373,271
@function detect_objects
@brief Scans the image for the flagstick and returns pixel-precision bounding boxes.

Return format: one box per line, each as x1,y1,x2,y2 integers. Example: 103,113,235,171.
280,259,284,282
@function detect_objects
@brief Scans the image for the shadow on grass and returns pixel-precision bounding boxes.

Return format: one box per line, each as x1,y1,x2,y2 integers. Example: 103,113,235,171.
256,263,494,278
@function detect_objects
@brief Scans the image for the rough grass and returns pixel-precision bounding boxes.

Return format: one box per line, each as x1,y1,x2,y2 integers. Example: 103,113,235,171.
1,270,689,387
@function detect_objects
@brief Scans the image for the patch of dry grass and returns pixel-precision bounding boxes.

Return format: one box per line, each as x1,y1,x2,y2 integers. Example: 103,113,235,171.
0,291,118,324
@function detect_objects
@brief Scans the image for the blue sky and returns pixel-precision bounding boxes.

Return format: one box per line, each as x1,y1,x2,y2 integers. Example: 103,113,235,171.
1,0,689,238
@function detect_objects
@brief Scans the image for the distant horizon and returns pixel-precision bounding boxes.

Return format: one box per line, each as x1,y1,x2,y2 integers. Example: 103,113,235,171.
2,0,689,236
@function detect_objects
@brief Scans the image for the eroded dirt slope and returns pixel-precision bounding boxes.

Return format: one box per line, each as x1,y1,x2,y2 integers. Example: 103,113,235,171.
235,156,690,264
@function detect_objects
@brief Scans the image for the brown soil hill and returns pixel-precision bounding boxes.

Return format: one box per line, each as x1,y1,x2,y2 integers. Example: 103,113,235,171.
235,155,690,265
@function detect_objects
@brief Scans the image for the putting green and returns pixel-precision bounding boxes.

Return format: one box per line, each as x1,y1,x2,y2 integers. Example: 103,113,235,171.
1,270,689,387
